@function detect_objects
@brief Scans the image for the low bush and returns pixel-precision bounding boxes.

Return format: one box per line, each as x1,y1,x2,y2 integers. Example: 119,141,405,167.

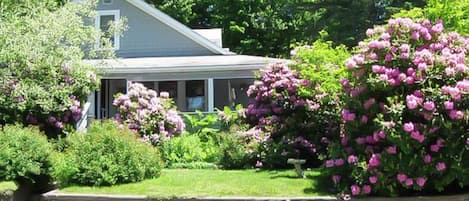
325,18,469,197
168,162,218,169
218,130,256,169
159,132,222,166
0,125,53,186
53,120,163,186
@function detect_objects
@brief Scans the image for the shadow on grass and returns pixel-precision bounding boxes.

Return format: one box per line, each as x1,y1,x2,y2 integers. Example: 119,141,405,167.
255,169,332,196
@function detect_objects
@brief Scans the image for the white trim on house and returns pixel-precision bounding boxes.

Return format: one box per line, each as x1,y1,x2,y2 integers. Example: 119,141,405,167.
124,0,231,55
95,10,120,50
86,55,286,75
207,78,214,112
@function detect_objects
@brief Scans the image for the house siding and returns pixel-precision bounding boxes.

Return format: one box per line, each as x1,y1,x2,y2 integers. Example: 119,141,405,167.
97,0,215,57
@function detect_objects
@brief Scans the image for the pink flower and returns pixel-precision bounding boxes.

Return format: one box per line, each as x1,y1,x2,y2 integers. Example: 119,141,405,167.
334,158,345,166
416,177,427,187
368,154,380,168
406,95,420,109
430,144,440,152
345,58,357,69
444,101,454,110
355,137,366,145
361,115,368,123
397,173,407,182
449,110,464,120
362,185,372,194
348,155,358,164
369,176,378,184
423,101,435,111
342,109,356,121
436,162,446,171
403,122,415,132
351,185,361,196
387,146,397,154
332,175,341,184
424,154,432,164
405,178,414,186
410,131,425,143
363,98,376,109
325,160,335,168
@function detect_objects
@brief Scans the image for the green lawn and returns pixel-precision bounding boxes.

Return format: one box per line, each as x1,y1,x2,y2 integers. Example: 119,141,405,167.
62,169,330,198
0,182,16,192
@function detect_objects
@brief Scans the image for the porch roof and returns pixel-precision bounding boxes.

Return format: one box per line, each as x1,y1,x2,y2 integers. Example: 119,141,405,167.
86,55,287,74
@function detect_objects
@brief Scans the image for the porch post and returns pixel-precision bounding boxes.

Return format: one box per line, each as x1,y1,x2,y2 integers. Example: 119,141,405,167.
208,78,214,112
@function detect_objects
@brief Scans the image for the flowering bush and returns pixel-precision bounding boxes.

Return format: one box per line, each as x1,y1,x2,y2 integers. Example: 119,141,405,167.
0,2,101,136
245,62,340,168
114,82,185,145
325,18,469,197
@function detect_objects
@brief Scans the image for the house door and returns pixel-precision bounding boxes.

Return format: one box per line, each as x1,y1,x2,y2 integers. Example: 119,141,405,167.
99,79,127,119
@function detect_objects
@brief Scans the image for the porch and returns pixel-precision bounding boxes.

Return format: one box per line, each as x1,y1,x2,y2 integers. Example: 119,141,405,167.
85,55,284,119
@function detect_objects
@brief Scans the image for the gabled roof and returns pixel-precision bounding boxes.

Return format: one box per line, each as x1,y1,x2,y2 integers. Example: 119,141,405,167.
125,0,231,55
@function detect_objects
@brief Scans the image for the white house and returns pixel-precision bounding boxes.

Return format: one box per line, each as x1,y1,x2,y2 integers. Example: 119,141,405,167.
84,0,282,124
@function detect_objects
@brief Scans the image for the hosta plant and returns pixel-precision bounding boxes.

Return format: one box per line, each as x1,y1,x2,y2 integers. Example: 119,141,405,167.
114,82,185,145
325,18,469,197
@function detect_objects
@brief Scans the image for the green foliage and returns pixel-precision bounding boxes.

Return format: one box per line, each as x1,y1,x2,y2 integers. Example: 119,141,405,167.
393,0,469,35
183,111,220,134
291,34,351,94
159,132,222,166
168,162,218,169
52,120,163,187
0,125,53,183
147,0,426,56
0,0,109,136
218,132,255,169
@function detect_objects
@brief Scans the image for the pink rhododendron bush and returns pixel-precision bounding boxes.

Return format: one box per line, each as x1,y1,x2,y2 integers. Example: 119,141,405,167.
245,62,341,168
114,82,185,145
325,18,469,197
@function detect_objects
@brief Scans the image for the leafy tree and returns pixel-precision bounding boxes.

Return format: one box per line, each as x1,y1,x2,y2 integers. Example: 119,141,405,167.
394,0,469,35
146,0,426,57
0,0,115,136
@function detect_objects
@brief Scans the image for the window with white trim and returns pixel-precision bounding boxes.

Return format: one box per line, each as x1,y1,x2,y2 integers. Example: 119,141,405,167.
95,10,120,50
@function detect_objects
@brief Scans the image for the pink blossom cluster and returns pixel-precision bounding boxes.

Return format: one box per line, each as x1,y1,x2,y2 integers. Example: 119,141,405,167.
114,82,185,145
327,18,469,197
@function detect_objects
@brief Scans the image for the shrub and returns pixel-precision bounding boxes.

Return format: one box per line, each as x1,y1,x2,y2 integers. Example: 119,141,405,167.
114,82,185,145
168,162,218,169
218,130,256,169
325,18,469,197
0,125,53,185
159,132,222,166
53,120,163,186
245,61,343,168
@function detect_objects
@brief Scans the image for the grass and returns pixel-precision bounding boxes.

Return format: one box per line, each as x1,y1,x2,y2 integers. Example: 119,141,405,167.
0,182,16,192
62,169,331,198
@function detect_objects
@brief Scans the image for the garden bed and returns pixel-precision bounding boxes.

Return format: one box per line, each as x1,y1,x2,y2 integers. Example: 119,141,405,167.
59,169,330,198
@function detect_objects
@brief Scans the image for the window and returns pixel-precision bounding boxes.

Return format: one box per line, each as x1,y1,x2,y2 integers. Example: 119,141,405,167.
186,80,206,112
103,0,113,5
95,10,120,50
159,81,178,98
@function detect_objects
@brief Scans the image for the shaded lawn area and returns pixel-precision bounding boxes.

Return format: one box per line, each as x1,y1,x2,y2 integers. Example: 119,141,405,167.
62,169,331,198
0,182,16,192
